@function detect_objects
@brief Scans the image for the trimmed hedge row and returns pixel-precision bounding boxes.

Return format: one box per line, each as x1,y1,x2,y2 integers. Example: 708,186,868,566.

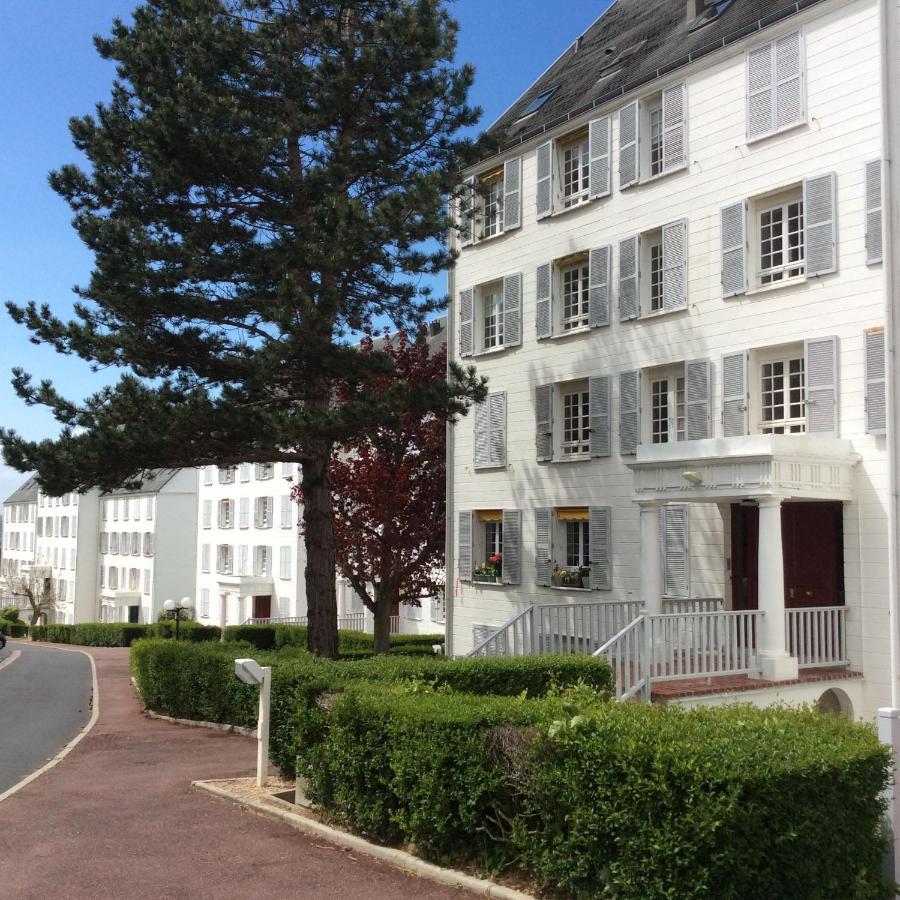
30,621,222,646
222,623,444,654
0,620,28,637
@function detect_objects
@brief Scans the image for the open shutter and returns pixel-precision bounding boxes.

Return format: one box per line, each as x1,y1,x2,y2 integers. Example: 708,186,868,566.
536,262,553,338
589,376,611,458
747,42,774,140
721,201,748,297
619,235,640,321
588,115,611,199
865,328,887,435
503,272,522,347
459,287,474,357
805,335,839,436
459,177,475,247
535,508,553,587
502,509,521,585
775,31,803,131
619,370,640,455
458,511,473,582
662,219,687,311
502,157,522,231
804,172,837,277
619,101,639,189
489,392,507,465
474,399,490,468
535,384,553,462
662,83,686,172
589,506,612,590
662,505,689,599
685,358,711,440
536,140,553,219
588,245,611,327
722,351,749,437
865,159,884,265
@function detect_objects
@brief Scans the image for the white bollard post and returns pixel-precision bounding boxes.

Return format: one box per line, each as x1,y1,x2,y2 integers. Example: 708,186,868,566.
257,666,272,788
879,708,900,884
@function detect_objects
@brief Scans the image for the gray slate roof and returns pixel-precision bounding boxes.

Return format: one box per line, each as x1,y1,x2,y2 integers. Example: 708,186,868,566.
4,475,39,505
100,469,179,497
487,0,826,154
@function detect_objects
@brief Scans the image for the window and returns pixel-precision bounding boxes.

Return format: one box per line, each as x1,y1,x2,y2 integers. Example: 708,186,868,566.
121,533,131,556
217,545,233,575
481,172,504,239
689,0,735,32
203,466,214,486
619,220,687,320
485,520,502,559
240,463,252,482
256,463,274,481
759,198,804,285
520,86,557,117
132,532,141,554
255,497,273,529
618,84,686,189
109,567,119,590
102,499,110,521
219,499,234,529
649,240,663,312
145,497,154,521
459,274,521,357
482,286,503,350
129,568,140,592
200,588,210,618
100,567,106,589
536,377,610,462
123,498,130,521
239,497,250,529
747,31,803,142
254,546,271,577
279,546,292,580
143,533,153,556
218,466,236,484
560,260,589,330
238,545,249,576
201,544,211,573
649,104,663,176
565,520,590,568
110,533,120,555
650,373,686,444
280,496,294,529
36,518,43,538
469,511,506,582
560,134,589,209
143,569,151,596
760,356,806,433
561,389,590,456
473,392,506,469
459,157,521,246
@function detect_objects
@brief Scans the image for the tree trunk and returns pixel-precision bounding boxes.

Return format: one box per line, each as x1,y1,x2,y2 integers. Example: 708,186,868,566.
372,587,393,655
302,447,339,658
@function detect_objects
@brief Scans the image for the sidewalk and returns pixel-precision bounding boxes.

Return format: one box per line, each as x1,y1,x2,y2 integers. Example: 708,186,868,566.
0,645,472,900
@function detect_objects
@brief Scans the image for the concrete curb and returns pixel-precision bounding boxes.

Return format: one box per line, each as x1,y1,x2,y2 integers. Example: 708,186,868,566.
194,779,537,900
145,709,256,737
0,649,22,673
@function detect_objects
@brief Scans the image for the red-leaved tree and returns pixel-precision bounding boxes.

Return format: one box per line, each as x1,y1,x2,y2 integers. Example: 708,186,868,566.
293,328,449,653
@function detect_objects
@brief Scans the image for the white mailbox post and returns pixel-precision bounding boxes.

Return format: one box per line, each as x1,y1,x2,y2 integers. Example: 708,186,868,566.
234,658,272,787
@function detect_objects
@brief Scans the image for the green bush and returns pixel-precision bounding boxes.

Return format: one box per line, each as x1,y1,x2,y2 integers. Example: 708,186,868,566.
0,620,28,637
223,624,277,650
30,622,150,646
0,606,21,622
149,620,222,642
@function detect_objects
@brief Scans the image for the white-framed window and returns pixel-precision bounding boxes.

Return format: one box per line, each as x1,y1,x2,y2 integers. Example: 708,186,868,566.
758,196,804,285
560,259,589,330
459,157,521,246
200,588,210,618
760,355,806,434
240,463,251,482
132,532,141,554
746,31,803,142
203,466,214,486
256,463,274,481
145,497,154,521
219,499,234,529
565,520,590,568
280,496,293,529
216,544,233,575
142,569,151,596
238,544,249,576
561,388,590,456
618,84,686,189
129,568,140,591
69,548,76,570
650,369,686,444
201,543,211,574
239,497,250,529
121,533,132,556
219,466,236,484
202,499,212,529
143,532,154,556
279,546,292,580
100,566,106,589
123,498,130,521
109,567,119,590
482,285,503,350
560,133,590,209
110,533,120,555
619,220,687,321
481,170,504,239
254,545,271,577
255,497,273,529
649,103,663,177
649,239,663,312
113,500,119,521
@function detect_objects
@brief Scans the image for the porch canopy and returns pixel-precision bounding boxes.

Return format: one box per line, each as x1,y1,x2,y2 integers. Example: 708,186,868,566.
628,435,860,681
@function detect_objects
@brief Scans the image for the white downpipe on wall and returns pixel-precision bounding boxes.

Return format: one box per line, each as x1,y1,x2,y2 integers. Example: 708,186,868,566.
445,219,457,658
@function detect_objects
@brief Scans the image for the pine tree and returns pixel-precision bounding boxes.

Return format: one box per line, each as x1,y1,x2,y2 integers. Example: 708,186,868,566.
0,0,483,657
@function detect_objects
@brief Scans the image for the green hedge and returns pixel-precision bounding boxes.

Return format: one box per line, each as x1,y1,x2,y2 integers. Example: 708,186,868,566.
222,624,446,655
0,606,21,622
0,620,28,637
31,622,221,647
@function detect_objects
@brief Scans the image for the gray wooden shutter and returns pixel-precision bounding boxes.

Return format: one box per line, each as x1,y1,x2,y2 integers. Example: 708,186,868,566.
473,399,490,468
803,172,837,277
662,83,687,172
588,245,611,327
588,115,611,200
459,177,475,247
747,42,774,141
535,508,553,587
589,507,612,590
536,140,553,219
503,156,522,232
865,328,887,435
619,235,640,321
662,505,689,599
589,375,611,458
685,358,711,440
503,272,522,347
775,31,802,131
805,335,839,436
721,201,748,297
662,219,687,311
865,159,884,265
502,509,521,585
535,262,553,339
458,511,473,582
489,392,507,465
459,287,474,357
535,384,553,462
721,351,749,437
619,101,639,189
619,370,640,455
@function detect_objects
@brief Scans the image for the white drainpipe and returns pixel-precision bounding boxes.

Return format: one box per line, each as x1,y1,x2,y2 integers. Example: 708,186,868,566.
445,225,457,658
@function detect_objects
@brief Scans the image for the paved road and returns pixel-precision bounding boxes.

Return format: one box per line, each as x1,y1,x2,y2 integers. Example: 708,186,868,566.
0,645,473,899
0,642,92,794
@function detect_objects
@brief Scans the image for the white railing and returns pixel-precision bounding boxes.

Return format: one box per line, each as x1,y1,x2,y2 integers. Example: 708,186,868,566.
244,612,367,631
594,616,649,701
470,607,533,657
390,615,400,634
662,597,724,614
786,606,848,668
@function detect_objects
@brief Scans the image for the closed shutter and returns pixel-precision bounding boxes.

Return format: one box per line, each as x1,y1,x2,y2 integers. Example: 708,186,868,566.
459,287,474,357
774,31,802,131
589,506,612,590
535,384,553,462
502,509,521,585
685,359,712,440
201,544,210,573
280,496,292,529
722,351,749,437
503,157,522,231
279,546,291,579
619,235,640,321
662,219,687,311
662,83,686,172
536,140,553,219
803,172,837,277
619,101,639,188
662,505,689,599
535,262,553,338
239,497,249,528
202,499,212,529
489,392,506,466
619,370,640,455
238,544,248,576
721,201,748,297
865,328,887,435
458,511,473,582
535,508,553,586
747,42,774,140
459,177,475,247
474,399,490,468
503,272,522,347
588,245,611,327
805,335,839,436
589,376,611,458
588,115,611,199
865,159,884,265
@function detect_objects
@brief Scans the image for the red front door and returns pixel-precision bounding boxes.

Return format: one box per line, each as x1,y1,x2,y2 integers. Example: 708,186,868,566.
782,502,844,608
253,595,272,619
730,504,759,611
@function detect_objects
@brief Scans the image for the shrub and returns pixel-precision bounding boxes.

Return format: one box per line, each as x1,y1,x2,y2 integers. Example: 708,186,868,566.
223,624,277,650
0,620,28,637
0,606,21,622
30,622,150,646
149,620,222,642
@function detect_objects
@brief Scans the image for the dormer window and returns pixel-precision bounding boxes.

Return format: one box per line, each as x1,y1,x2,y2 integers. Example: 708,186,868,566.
518,86,557,119
688,0,734,31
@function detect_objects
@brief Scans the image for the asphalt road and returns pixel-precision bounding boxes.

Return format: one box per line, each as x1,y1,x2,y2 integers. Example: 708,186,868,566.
0,642,92,794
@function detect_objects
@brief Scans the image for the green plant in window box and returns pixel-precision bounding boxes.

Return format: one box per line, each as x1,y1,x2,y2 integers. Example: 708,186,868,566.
578,563,592,589
473,554,502,584
552,565,584,588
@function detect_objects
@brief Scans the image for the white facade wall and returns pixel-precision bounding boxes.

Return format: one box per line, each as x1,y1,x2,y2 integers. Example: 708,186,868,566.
1,499,37,581
449,0,891,718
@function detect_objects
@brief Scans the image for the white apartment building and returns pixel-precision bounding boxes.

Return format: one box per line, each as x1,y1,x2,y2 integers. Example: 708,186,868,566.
1,476,38,580
448,0,899,721
98,469,199,624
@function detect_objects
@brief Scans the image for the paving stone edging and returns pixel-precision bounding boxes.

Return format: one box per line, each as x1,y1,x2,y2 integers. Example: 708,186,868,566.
143,709,257,736
194,779,537,900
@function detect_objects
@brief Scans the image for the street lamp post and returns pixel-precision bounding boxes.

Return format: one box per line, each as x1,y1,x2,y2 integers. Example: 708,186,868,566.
163,596,194,640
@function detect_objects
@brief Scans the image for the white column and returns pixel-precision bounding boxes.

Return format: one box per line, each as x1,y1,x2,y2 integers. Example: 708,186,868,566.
638,503,663,617
879,709,900,883
753,497,798,681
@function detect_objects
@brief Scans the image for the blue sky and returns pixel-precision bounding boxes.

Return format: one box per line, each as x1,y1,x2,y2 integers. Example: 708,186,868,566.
0,0,611,500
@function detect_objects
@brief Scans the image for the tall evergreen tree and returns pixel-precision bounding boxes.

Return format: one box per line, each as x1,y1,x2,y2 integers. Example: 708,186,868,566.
0,0,483,657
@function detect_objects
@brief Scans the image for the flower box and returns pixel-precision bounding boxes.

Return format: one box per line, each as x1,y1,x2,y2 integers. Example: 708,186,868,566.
473,574,502,584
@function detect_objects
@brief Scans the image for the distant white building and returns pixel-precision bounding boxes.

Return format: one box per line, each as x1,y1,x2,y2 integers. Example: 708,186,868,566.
1,476,38,580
